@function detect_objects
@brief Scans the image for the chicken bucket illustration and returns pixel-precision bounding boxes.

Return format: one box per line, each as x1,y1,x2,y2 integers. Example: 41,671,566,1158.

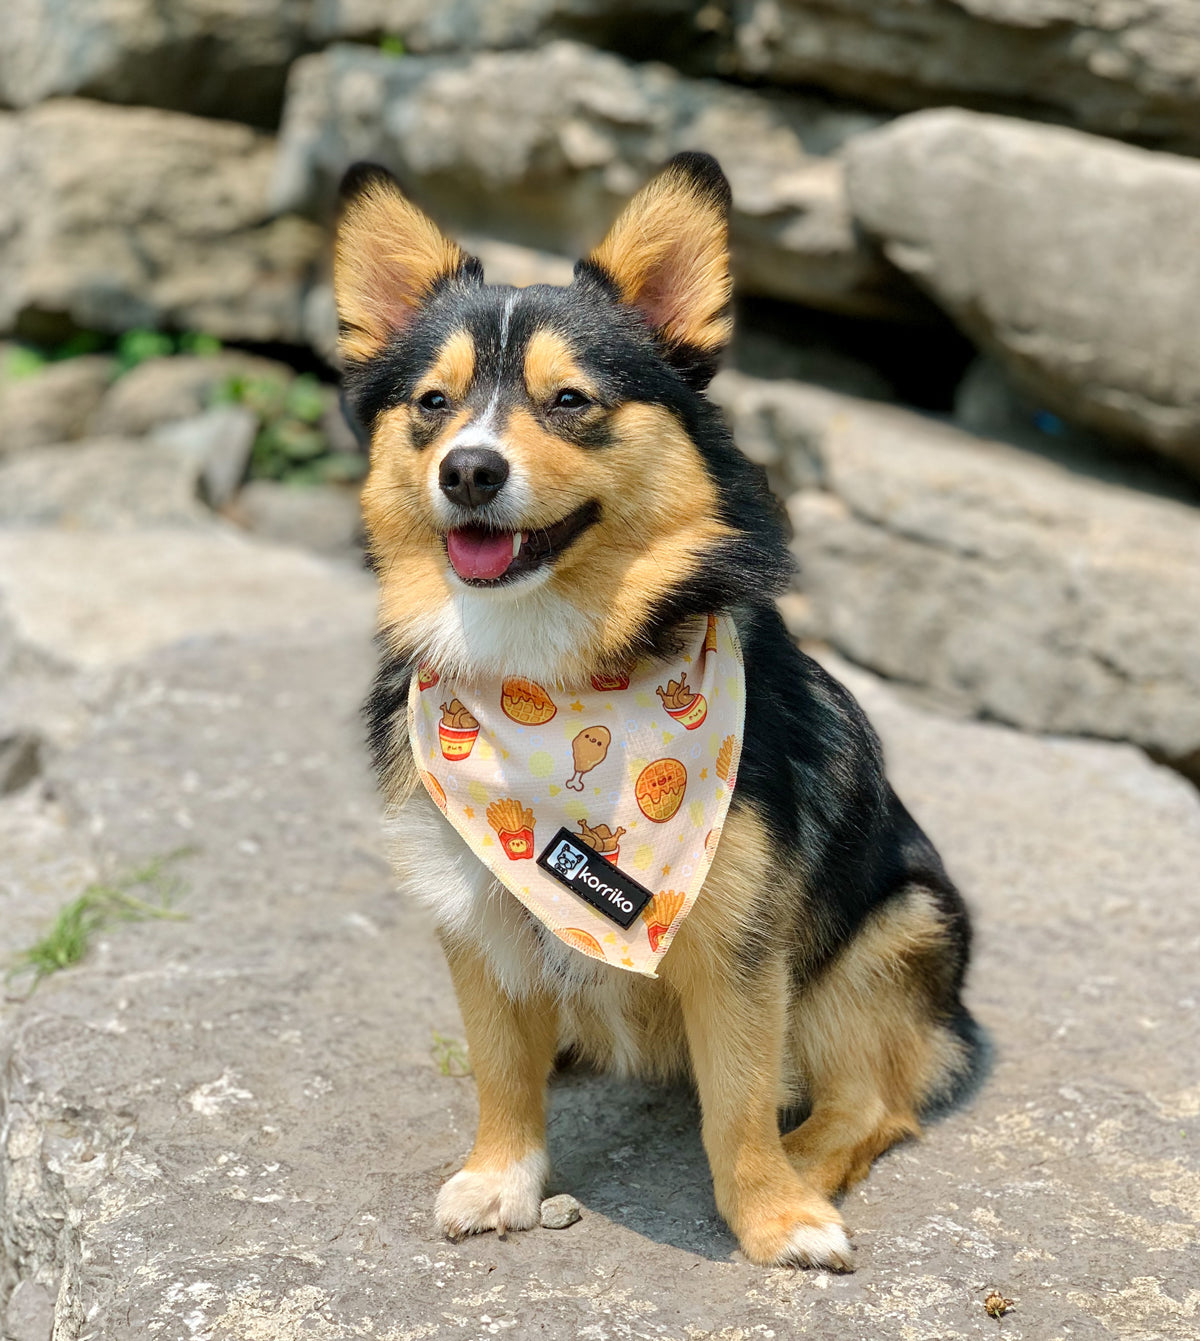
487,797,536,860
438,699,479,760
576,819,626,864
656,672,707,731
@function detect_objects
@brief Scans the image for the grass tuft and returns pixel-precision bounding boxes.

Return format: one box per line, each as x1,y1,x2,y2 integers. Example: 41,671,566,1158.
431,1030,471,1077
9,849,193,987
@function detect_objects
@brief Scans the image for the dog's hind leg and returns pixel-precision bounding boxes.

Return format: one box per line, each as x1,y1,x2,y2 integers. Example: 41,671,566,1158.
782,886,973,1198
435,935,559,1239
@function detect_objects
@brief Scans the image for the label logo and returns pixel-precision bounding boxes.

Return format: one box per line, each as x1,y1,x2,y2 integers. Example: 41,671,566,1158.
537,828,654,930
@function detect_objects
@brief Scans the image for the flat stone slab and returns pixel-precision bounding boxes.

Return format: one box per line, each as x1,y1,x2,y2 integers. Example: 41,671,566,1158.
1,536,1197,1338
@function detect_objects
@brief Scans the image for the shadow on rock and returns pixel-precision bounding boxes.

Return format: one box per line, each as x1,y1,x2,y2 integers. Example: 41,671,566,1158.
546,1066,737,1260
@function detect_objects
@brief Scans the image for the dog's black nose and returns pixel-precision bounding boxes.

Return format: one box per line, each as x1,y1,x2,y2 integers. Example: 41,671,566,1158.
439,448,510,509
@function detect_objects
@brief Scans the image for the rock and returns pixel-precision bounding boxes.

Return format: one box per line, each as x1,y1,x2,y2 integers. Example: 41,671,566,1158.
0,438,208,529
151,407,259,509
460,236,576,290
92,353,293,439
540,1193,582,1229
3,1279,54,1341
0,100,322,344
273,42,919,321
0,0,310,126
712,371,1200,777
233,479,364,557
0,1,699,126
0,580,1196,1336
310,0,699,53
843,110,1200,476
0,355,115,455
726,0,1200,154
0,527,374,670
0,731,42,796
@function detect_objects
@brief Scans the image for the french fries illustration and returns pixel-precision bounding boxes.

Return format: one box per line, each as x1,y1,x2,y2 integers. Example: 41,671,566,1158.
486,797,536,860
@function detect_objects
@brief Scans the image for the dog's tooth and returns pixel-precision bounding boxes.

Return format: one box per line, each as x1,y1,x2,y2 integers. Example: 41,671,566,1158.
512,532,521,559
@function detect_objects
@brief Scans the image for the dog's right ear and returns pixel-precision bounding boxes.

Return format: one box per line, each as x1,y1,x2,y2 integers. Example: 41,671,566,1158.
334,163,479,364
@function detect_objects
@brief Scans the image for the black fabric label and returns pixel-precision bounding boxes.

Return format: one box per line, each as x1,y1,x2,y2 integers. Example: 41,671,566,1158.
537,828,654,930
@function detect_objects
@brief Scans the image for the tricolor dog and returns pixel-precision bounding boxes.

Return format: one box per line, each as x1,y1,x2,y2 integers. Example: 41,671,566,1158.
334,152,986,1270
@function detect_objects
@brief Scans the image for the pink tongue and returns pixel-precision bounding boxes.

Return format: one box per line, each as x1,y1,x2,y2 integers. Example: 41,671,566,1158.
446,528,516,581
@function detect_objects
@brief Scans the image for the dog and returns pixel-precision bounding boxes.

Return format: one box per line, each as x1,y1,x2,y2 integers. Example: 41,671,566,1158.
333,151,987,1271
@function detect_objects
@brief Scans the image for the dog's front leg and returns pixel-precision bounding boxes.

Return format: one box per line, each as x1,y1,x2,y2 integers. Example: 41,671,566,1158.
435,935,558,1239
675,956,855,1271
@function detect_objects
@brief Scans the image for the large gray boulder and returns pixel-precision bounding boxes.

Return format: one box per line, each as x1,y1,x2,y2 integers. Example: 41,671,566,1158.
844,109,1200,477
0,0,310,126
273,41,920,320
1,531,1197,1336
727,0,1200,153
0,100,322,345
713,371,1200,779
0,0,701,126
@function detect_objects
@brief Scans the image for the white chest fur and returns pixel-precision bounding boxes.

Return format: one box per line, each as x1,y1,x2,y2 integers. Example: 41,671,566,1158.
384,792,646,1072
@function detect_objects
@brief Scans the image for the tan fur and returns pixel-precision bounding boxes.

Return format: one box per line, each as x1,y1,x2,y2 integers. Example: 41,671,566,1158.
342,165,969,1268
335,178,469,362
441,933,559,1172
364,395,732,681
522,329,598,406
781,888,967,1196
418,329,477,404
588,163,732,353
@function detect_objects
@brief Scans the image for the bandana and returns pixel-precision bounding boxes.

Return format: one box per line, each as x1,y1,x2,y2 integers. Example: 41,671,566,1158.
407,614,745,976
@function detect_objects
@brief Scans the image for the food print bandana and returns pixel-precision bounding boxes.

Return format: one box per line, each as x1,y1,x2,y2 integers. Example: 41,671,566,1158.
407,615,745,977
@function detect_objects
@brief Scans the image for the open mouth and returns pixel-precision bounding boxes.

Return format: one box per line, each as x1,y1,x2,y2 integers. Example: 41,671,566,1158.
444,501,600,586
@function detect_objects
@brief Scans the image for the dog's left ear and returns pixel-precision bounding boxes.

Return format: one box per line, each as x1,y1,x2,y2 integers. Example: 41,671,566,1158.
580,151,732,388
334,162,479,364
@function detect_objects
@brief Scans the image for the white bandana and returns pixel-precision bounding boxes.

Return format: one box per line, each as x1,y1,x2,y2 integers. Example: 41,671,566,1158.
407,615,745,976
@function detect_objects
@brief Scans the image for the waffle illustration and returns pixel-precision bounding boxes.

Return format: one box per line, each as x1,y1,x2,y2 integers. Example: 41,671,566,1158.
500,677,557,725
635,758,687,823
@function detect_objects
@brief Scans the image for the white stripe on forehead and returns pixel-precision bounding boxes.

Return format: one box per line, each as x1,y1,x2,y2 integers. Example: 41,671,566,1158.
447,289,520,447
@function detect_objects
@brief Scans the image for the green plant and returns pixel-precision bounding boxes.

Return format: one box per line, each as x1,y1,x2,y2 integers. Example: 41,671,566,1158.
431,1031,471,1077
1,344,47,381
9,850,193,986
213,371,368,486
379,34,406,56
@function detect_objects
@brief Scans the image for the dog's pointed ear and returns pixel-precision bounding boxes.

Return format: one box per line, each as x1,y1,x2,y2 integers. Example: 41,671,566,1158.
334,162,480,363
579,152,732,386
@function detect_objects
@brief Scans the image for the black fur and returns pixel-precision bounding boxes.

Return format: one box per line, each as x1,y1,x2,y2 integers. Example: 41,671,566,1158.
351,157,988,1115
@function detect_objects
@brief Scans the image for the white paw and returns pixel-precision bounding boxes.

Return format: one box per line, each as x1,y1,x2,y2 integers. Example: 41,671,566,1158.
435,1149,549,1239
777,1220,856,1272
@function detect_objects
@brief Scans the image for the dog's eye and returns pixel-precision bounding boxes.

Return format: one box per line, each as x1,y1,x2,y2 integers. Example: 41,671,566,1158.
417,390,449,412
551,388,590,411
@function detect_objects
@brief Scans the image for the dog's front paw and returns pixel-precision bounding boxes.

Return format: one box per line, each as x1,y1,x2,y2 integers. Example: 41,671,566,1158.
435,1149,549,1239
737,1200,856,1272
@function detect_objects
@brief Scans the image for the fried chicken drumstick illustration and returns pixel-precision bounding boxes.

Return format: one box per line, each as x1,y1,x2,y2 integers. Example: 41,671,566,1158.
565,725,611,791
